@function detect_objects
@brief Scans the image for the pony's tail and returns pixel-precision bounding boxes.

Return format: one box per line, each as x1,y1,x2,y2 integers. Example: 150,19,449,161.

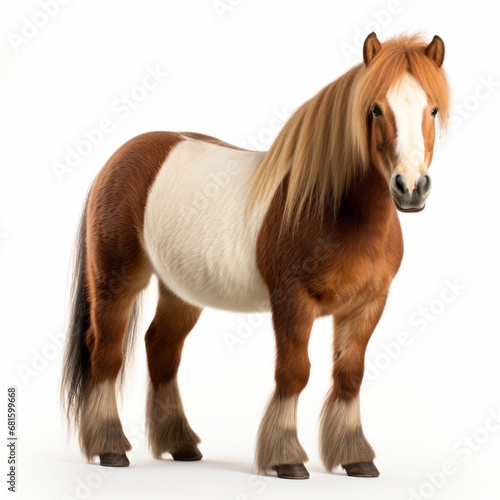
61,195,91,429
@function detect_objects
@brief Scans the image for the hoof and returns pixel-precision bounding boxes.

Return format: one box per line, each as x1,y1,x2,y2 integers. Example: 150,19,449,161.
171,445,203,462
272,463,310,480
342,461,379,478
99,453,130,467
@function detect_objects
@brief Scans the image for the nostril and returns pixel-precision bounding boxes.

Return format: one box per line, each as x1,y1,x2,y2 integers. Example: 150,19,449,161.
417,174,431,195
395,174,407,194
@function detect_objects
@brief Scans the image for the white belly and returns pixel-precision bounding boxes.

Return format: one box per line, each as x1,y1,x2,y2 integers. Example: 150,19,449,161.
143,138,271,312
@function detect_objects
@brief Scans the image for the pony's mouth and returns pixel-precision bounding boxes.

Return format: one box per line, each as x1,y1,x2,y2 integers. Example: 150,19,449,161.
393,200,426,213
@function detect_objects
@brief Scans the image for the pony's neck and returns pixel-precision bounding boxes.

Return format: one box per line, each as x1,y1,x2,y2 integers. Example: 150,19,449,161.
337,166,394,227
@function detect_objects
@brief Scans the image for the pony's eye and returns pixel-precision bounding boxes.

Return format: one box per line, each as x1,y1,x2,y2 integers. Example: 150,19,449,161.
431,107,438,117
371,105,382,117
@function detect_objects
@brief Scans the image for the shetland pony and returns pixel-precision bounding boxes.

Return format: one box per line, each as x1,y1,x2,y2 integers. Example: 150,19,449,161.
61,33,449,479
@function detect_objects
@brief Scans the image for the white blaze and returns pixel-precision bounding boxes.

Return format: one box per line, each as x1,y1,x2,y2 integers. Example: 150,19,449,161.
387,73,428,193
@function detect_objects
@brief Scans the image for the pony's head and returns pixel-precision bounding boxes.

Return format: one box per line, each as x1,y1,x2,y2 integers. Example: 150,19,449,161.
250,33,450,224
354,33,449,212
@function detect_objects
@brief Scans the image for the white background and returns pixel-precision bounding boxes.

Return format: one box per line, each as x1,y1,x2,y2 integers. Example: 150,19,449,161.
1,1,499,499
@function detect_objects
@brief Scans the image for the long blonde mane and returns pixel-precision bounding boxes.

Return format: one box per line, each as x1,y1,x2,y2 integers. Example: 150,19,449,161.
248,34,450,225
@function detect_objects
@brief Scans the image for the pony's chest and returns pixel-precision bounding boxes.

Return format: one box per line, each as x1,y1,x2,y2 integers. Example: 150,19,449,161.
312,226,403,314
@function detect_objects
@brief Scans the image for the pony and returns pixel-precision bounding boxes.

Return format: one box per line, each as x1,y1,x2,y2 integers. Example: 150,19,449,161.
61,32,449,480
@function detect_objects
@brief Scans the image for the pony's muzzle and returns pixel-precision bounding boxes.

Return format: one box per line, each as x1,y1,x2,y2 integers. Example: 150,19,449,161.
390,173,431,213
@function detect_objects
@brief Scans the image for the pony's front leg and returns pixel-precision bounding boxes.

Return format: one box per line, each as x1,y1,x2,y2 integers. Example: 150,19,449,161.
320,294,388,477
256,284,316,479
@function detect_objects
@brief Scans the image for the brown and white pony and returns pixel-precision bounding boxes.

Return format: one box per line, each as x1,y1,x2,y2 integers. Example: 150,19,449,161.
61,33,449,479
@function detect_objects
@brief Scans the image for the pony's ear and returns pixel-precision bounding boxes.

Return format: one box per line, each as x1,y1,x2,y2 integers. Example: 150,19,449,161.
363,32,382,66
425,35,445,67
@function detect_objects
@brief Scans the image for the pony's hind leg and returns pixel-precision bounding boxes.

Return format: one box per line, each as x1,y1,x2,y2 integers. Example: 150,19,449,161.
82,257,151,467
320,294,388,477
145,282,203,461
256,283,316,479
